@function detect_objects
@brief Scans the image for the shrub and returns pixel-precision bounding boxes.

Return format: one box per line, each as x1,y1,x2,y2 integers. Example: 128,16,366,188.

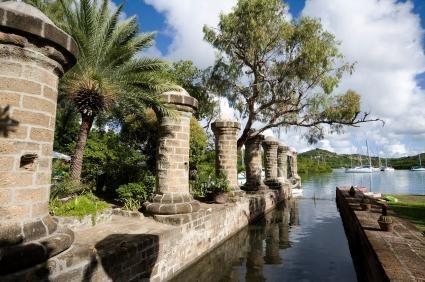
50,174,91,200
49,193,108,218
191,171,230,198
116,181,154,211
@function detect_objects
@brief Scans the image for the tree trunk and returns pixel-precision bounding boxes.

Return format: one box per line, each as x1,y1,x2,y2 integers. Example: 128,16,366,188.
69,115,94,182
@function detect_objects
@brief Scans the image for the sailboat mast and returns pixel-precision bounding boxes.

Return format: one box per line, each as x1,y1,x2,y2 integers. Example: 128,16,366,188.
366,140,371,167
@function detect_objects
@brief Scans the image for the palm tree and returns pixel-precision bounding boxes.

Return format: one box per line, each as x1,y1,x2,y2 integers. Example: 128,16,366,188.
29,0,174,182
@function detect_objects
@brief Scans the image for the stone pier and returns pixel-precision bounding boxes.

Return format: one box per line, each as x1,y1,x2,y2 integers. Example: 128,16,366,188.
292,151,301,186
277,144,289,182
262,136,280,189
0,2,78,275
143,89,200,218
243,134,267,191
211,119,244,196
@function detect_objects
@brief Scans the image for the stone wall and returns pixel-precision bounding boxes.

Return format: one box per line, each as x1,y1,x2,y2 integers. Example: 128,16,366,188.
1,189,286,281
336,188,425,281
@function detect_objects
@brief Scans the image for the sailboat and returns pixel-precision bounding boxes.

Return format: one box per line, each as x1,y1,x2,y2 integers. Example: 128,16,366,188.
381,158,395,171
345,141,373,173
411,154,425,171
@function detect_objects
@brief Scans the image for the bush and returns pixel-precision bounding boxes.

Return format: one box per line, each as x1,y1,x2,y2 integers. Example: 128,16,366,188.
116,177,155,210
82,130,148,192
50,174,91,200
49,193,108,218
191,171,230,198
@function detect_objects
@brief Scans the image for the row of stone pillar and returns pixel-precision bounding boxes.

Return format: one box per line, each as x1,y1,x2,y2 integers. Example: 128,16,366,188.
0,1,299,275
243,135,297,192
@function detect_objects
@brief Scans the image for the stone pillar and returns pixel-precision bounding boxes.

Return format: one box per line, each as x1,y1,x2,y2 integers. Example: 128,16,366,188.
144,89,200,217
277,145,289,182
264,212,281,265
278,206,290,249
0,2,78,275
211,119,244,196
242,134,267,191
287,151,294,179
262,137,280,189
289,150,301,187
246,226,265,281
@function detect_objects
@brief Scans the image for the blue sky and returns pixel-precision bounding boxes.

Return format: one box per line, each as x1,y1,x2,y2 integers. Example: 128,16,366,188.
118,0,425,89
113,0,425,156
118,0,424,53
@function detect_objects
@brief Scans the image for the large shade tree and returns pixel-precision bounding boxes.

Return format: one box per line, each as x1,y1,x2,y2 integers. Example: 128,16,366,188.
204,0,379,149
28,0,174,182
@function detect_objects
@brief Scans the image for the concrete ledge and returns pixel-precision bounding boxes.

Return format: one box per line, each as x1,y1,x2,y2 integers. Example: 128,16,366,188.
336,188,425,281
1,189,286,281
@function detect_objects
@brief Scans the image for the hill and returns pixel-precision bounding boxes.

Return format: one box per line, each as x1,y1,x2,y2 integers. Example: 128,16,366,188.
298,148,424,171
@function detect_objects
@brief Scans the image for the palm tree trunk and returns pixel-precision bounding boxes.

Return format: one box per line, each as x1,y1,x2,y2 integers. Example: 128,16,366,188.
70,115,94,182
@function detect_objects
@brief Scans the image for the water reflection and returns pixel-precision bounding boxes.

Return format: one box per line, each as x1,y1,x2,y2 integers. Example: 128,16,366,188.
172,199,354,282
172,170,424,281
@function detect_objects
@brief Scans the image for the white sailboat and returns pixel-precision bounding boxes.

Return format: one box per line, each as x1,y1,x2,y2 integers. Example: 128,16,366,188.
381,158,395,171
345,141,373,173
411,154,425,171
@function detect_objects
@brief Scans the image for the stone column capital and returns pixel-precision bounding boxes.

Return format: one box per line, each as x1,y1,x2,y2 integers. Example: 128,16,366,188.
161,89,198,113
262,137,279,148
0,2,78,73
212,119,241,131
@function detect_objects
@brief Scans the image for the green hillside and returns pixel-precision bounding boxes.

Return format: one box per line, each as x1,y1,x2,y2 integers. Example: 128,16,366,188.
298,148,425,173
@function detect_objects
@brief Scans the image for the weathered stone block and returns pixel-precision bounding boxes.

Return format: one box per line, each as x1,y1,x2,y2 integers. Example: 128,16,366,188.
0,77,41,95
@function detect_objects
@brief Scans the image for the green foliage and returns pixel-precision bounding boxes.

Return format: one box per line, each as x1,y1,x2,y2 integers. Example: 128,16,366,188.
167,61,217,122
50,174,91,200
82,130,147,191
49,193,108,218
386,195,425,232
30,0,176,181
299,148,425,170
204,0,373,147
53,99,79,154
189,117,208,171
190,171,230,198
297,158,332,174
116,179,154,210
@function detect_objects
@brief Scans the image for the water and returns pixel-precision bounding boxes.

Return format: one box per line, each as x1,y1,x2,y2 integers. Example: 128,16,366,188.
173,170,425,282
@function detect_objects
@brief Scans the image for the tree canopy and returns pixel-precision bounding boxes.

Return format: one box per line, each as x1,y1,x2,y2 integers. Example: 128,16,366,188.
204,0,379,148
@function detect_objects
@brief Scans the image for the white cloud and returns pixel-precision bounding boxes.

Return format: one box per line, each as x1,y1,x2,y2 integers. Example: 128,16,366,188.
144,0,425,156
301,0,425,156
144,0,237,68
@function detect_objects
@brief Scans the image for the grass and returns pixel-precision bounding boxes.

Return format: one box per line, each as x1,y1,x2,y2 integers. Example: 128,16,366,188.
385,194,425,233
50,193,109,218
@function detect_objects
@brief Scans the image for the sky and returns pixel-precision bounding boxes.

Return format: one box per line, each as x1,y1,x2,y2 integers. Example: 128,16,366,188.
113,0,425,157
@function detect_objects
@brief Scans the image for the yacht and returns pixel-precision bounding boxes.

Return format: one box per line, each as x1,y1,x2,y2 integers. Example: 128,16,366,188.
411,154,425,171
345,166,374,173
345,141,374,173
380,158,395,171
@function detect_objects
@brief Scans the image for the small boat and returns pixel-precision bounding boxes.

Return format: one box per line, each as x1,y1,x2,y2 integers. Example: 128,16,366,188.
345,166,373,173
345,141,374,173
411,166,425,171
380,158,395,171
411,154,425,171
382,167,395,171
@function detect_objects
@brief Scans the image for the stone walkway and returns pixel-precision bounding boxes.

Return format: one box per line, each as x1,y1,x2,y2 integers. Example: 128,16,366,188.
337,189,425,281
